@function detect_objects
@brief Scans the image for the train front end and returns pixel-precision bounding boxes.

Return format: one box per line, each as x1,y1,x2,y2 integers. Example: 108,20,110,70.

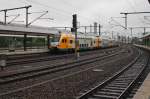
49,34,61,52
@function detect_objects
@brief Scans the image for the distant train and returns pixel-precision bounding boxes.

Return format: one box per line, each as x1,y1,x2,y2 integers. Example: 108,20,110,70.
49,31,117,51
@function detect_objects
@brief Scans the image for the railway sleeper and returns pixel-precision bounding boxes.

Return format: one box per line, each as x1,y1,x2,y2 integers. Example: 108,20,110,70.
107,84,128,88
115,78,134,81
114,78,132,82
100,89,123,93
92,94,117,99
116,77,136,81
109,82,129,86
97,91,121,96
111,80,131,84
104,86,126,90
119,75,138,78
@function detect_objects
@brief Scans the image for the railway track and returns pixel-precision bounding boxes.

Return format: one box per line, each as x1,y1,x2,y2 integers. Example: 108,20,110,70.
77,49,149,99
0,47,124,85
7,47,120,66
0,45,137,99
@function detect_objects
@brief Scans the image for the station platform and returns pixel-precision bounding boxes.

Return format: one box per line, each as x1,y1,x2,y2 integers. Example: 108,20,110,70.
0,48,49,55
135,44,150,50
133,73,150,99
133,44,150,99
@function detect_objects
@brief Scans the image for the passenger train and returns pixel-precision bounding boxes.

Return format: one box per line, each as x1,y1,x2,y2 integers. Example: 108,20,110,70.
49,31,117,51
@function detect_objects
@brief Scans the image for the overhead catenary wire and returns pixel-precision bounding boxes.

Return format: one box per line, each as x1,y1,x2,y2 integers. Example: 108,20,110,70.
25,0,72,15
24,0,73,22
7,14,20,24
123,0,144,36
24,0,97,24
126,0,146,26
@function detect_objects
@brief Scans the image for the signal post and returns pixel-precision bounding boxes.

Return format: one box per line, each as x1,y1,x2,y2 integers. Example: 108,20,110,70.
72,14,79,59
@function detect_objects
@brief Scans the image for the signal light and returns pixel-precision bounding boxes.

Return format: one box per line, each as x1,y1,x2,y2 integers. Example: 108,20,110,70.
72,14,77,29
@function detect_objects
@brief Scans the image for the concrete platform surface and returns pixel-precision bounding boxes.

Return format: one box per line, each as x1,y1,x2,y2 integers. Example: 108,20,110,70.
133,73,150,99
0,48,49,55
133,44,150,99
134,44,150,50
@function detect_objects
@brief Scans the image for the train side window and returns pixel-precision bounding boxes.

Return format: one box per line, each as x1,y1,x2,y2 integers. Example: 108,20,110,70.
70,40,73,44
80,44,82,47
62,39,65,43
64,39,67,43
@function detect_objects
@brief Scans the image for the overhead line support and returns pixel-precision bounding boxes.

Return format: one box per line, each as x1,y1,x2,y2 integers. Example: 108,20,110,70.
0,5,32,26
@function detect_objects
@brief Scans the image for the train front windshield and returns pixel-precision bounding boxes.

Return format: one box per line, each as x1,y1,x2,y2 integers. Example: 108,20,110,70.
50,35,60,46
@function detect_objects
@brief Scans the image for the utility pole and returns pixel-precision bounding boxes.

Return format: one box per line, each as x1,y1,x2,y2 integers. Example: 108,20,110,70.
26,7,29,27
112,31,114,39
125,13,127,29
72,14,79,59
144,27,146,35
4,10,7,24
99,24,101,36
0,5,32,26
143,27,146,46
85,26,87,34
130,28,133,43
90,24,92,33
130,28,133,37
121,11,150,29
120,13,128,29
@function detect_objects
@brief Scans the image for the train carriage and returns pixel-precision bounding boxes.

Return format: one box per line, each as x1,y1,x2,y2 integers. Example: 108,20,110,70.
49,31,117,52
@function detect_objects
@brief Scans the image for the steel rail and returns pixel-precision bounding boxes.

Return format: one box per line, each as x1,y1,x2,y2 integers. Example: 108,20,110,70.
77,48,146,99
7,47,119,66
0,48,123,85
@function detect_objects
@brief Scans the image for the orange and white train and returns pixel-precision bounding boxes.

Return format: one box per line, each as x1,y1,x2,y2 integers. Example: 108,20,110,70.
49,31,117,51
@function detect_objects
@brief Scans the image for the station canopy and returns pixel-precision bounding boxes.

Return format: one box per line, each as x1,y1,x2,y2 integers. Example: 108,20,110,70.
0,23,61,36
141,33,150,39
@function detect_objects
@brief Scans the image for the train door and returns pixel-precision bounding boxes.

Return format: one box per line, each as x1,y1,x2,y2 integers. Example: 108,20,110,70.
58,33,69,49
68,36,75,49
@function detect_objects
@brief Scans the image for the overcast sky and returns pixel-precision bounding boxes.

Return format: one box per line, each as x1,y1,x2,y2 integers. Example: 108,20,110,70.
0,0,150,37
